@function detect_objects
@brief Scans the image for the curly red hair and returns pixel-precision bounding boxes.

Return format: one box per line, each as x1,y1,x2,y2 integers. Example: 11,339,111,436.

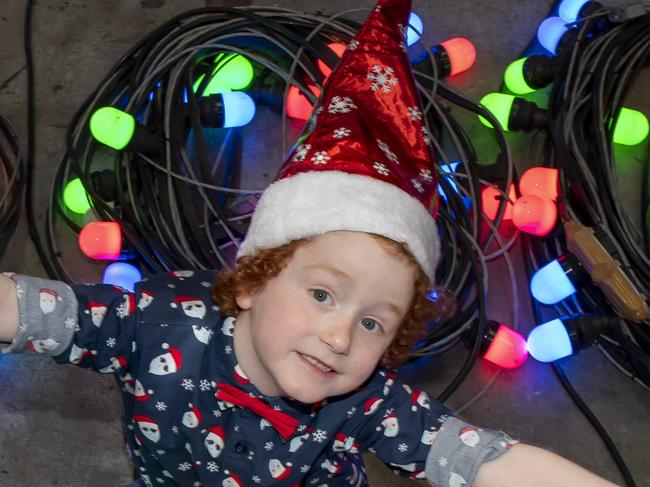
212,234,451,369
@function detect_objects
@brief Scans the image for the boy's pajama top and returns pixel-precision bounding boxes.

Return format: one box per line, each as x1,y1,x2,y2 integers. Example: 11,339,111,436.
3,270,516,486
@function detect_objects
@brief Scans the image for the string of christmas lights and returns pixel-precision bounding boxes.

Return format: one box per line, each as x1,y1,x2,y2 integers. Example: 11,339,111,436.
0,114,25,259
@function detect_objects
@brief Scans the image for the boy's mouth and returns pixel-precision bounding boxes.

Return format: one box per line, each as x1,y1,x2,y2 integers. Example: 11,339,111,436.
298,353,337,375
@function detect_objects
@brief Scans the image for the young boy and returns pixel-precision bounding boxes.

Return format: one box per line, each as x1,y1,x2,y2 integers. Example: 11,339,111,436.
0,0,618,485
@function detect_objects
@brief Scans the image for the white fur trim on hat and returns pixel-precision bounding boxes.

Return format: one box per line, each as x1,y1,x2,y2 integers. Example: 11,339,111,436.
237,171,440,281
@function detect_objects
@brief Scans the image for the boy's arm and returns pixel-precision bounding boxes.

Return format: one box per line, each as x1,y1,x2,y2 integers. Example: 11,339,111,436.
474,443,619,487
0,274,19,343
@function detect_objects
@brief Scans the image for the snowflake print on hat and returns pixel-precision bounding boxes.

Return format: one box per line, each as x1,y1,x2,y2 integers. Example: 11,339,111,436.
292,143,311,162
237,0,442,282
419,168,434,182
328,96,357,114
407,106,423,121
311,150,330,165
333,127,351,139
377,139,399,164
367,64,398,94
373,162,390,176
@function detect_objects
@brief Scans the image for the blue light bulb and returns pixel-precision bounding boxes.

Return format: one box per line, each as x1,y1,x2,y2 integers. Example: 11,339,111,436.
530,259,577,304
103,262,142,292
537,17,569,54
221,91,256,128
407,12,424,47
437,161,461,201
559,0,590,22
527,318,573,362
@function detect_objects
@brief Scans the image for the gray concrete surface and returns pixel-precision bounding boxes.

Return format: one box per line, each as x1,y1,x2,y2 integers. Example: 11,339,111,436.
0,0,648,486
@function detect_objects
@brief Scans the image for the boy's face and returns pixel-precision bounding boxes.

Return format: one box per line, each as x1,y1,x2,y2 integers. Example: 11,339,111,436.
233,231,415,404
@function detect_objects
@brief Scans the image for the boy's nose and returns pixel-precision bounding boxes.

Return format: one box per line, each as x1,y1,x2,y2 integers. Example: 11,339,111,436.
319,318,353,355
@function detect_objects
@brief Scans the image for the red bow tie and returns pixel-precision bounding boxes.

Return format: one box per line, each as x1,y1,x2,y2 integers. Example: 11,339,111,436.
214,383,299,440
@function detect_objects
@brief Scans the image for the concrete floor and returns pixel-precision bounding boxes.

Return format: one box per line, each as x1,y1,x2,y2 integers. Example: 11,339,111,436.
0,0,649,485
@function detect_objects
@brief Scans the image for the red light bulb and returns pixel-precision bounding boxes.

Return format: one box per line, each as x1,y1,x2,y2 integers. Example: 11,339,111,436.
439,37,476,76
78,221,122,260
482,322,529,369
519,166,559,200
285,84,321,121
512,194,557,236
317,42,347,79
481,183,516,220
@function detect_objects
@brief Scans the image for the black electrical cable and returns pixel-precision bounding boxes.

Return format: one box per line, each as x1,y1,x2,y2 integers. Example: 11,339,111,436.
551,362,638,487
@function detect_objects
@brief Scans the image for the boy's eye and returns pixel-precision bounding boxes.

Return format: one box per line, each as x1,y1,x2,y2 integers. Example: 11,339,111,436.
361,318,381,333
311,289,333,304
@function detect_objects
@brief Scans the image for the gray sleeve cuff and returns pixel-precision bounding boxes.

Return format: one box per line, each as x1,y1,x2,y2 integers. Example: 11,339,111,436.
1,274,78,357
425,416,518,486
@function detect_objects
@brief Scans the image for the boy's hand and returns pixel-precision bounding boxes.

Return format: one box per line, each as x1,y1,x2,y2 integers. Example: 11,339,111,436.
0,274,19,343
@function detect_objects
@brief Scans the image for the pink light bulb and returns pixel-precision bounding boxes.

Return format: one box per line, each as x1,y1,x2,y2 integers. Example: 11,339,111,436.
519,166,559,200
439,37,477,76
481,183,516,220
512,195,557,236
78,221,122,260
483,323,529,369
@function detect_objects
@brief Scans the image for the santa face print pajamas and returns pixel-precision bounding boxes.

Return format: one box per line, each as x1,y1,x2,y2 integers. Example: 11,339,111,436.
3,270,516,486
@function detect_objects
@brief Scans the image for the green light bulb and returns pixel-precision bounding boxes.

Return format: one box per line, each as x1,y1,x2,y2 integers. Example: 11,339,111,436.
504,58,534,95
193,53,254,95
89,107,135,150
478,93,515,131
612,107,649,146
63,178,91,214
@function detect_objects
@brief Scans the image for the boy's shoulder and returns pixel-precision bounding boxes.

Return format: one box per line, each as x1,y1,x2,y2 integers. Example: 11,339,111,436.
134,269,222,326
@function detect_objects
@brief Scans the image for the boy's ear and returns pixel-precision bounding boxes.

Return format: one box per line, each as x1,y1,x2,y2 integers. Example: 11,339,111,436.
235,292,252,310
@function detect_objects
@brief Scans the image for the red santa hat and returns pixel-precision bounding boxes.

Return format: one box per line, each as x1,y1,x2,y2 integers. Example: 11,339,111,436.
223,470,243,487
233,363,251,384
410,389,429,411
133,415,156,426
160,342,182,371
39,288,58,298
206,425,226,439
363,397,384,415
170,296,200,308
459,426,479,436
87,301,107,311
237,0,440,281
270,460,293,480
